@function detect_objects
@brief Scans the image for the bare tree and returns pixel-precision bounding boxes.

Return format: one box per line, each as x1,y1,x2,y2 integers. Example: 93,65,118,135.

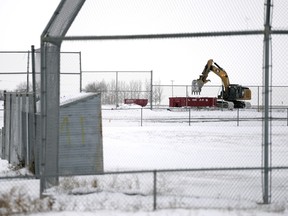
84,80,107,93
153,80,163,105
128,80,142,99
144,79,151,102
107,79,116,104
14,82,40,94
0,90,4,100
83,79,157,105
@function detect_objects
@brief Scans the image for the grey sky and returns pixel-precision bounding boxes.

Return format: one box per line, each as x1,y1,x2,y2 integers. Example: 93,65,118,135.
61,0,264,86
0,0,59,50
0,0,287,91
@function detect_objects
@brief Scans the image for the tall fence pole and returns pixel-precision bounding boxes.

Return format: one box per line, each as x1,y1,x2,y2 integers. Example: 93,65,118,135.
263,0,272,204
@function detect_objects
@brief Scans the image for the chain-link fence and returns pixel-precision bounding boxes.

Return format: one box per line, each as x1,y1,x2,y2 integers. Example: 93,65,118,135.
82,70,153,109
102,106,288,127
1,168,288,214
1,0,288,214
4,105,287,213
0,50,81,95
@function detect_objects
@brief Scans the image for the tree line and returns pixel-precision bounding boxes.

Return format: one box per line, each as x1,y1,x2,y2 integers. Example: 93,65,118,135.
84,79,163,105
8,79,163,105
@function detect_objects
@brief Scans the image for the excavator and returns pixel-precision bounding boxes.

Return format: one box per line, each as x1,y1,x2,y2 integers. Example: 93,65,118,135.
191,59,251,108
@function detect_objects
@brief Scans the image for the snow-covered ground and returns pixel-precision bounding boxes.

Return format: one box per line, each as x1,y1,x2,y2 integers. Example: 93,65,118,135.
1,104,288,215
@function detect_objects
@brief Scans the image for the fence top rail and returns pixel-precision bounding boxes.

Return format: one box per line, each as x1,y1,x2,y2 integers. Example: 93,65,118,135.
4,91,34,96
82,70,152,73
0,175,36,180
101,106,288,110
27,166,288,178
43,30,265,43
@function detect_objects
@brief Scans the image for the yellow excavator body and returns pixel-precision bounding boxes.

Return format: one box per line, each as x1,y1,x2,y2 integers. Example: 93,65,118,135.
192,59,251,108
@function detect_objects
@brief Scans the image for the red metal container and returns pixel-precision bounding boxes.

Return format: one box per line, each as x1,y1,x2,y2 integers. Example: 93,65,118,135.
169,97,217,107
124,99,148,107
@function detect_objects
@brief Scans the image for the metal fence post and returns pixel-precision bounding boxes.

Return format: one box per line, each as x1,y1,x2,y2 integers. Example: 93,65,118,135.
189,108,191,126
150,70,153,110
79,51,82,92
116,71,119,108
153,170,157,211
237,108,239,126
141,108,143,127
258,86,260,112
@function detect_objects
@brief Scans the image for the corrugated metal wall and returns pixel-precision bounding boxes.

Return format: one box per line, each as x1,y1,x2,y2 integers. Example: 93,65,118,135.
3,92,35,167
2,92,103,176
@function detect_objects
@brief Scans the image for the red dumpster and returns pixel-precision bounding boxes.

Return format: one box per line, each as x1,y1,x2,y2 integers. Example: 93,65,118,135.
169,97,217,107
124,99,148,107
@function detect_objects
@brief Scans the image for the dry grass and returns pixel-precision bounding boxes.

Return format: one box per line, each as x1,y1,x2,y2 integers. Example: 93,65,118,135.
0,187,53,216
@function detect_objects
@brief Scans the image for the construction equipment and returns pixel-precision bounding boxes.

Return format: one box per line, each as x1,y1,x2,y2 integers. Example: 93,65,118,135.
192,59,251,108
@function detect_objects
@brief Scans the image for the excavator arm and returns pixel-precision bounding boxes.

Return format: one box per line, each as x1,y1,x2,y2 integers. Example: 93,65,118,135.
192,59,230,94
191,59,251,108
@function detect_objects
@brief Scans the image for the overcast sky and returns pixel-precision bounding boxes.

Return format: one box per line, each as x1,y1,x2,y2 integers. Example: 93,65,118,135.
0,1,266,82
0,0,287,98
0,0,61,50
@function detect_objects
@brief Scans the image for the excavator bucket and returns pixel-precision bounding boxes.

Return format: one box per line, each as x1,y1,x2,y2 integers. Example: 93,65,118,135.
191,79,203,95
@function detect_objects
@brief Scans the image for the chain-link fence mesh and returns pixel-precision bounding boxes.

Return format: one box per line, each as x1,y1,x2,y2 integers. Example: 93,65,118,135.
1,168,288,213
0,51,81,94
1,0,288,214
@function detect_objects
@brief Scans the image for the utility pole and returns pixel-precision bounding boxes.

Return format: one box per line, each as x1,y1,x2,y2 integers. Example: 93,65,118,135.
171,80,174,97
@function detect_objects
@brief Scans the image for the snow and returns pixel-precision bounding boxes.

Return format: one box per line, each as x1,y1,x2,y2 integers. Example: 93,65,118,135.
28,209,286,216
1,105,288,215
60,92,98,106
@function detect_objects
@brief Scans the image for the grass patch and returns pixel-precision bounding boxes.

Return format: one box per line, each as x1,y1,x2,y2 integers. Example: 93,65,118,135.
0,187,53,216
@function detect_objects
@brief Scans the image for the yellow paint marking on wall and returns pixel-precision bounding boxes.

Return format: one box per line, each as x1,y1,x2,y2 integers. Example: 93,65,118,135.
80,116,85,144
60,116,71,145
